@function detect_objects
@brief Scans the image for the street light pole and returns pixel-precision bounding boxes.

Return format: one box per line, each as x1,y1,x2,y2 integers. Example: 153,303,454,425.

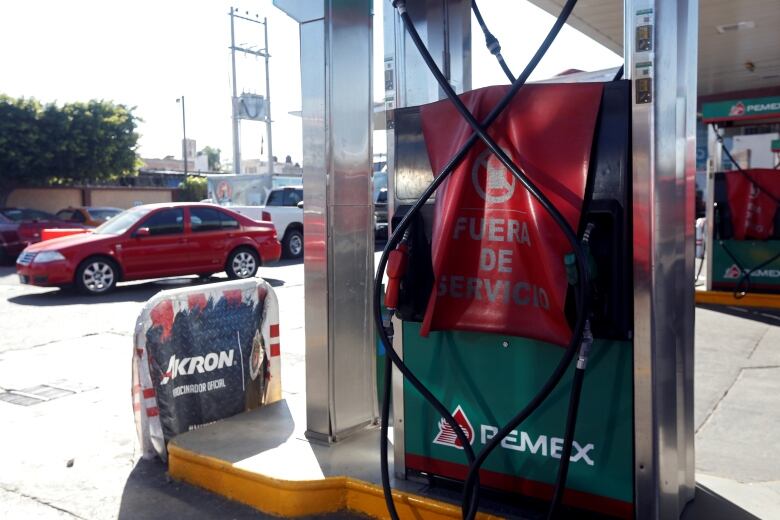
176,96,188,176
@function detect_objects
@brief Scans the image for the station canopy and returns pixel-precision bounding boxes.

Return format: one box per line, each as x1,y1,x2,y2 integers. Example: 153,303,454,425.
528,0,780,96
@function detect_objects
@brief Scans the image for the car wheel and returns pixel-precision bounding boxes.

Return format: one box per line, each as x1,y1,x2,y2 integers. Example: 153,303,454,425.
282,229,303,259
76,257,118,295
226,248,259,279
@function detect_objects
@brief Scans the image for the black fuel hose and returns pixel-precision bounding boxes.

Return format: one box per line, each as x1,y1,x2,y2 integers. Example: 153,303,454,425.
376,0,584,518
472,0,515,83
712,125,780,205
393,3,591,519
719,239,780,299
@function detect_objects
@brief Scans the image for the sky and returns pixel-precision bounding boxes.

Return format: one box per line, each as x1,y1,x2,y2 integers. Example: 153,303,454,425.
0,0,621,167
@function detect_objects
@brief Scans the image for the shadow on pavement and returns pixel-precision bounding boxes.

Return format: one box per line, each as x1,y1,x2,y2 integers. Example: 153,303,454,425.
7,276,285,306
697,303,780,326
174,400,296,464
270,257,303,267
682,483,761,520
118,458,369,520
119,457,267,520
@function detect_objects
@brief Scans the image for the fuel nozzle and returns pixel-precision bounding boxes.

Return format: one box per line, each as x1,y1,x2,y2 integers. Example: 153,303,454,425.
576,320,593,370
384,230,411,312
564,223,597,286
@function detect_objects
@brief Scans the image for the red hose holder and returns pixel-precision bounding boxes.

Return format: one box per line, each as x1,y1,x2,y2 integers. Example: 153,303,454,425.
384,242,409,311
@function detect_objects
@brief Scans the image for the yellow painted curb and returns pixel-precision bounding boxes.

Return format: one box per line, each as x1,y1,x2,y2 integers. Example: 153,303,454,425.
168,443,502,519
695,290,780,309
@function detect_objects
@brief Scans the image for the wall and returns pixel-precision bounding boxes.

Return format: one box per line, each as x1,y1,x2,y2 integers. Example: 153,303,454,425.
7,187,175,212
90,188,173,208
7,188,82,213
732,133,780,168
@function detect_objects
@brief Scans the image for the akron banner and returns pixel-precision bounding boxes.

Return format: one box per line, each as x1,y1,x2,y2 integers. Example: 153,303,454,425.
132,278,281,461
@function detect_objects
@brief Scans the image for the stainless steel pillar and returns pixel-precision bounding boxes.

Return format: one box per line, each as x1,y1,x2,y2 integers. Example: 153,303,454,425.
625,0,697,517
274,0,377,442
383,0,472,478
705,124,722,291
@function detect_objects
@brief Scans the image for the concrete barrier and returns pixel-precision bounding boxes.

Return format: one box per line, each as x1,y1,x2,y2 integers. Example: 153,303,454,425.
132,278,281,461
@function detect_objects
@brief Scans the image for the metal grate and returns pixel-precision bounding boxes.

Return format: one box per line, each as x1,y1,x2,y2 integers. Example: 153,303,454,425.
0,384,78,407
0,392,43,406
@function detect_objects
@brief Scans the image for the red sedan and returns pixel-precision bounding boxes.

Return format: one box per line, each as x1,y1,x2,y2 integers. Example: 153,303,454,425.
0,213,27,263
16,203,281,295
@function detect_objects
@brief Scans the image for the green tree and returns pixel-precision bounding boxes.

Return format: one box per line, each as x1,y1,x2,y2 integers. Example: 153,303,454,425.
199,146,222,172
178,175,207,201
0,95,139,205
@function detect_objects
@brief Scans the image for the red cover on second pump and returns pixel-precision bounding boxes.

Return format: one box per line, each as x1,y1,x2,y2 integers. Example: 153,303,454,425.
419,83,604,347
725,169,780,240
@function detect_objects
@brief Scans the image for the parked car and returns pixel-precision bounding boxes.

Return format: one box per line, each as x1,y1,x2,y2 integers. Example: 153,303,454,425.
262,187,304,259
222,186,304,260
0,214,26,264
56,206,122,228
374,188,388,239
0,207,84,247
16,203,281,295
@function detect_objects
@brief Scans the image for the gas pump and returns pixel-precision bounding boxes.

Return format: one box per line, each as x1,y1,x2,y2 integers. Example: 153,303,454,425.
705,125,780,298
375,0,693,519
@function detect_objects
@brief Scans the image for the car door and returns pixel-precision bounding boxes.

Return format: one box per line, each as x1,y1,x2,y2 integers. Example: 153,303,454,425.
120,208,189,278
188,206,233,271
274,188,303,234
284,188,303,208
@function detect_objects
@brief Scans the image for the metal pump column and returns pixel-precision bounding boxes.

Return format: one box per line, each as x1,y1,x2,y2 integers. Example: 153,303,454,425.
274,0,377,442
626,0,697,516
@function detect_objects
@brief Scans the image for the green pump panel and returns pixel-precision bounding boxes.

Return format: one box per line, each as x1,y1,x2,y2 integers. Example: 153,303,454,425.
402,325,634,518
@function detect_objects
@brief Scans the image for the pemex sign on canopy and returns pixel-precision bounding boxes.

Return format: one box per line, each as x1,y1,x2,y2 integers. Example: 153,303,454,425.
702,96,780,123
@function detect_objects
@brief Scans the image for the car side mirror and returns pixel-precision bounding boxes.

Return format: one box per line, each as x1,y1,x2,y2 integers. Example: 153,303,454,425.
134,227,151,238
297,201,304,209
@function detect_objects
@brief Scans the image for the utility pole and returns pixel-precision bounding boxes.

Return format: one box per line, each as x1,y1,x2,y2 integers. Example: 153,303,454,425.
229,8,273,183
176,96,188,176
263,16,273,177
229,7,241,174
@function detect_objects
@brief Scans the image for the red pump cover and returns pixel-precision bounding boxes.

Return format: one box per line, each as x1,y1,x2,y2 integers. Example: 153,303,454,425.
725,169,780,240
419,83,604,347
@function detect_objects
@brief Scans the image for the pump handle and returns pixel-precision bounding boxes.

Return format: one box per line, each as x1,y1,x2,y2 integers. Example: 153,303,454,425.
384,243,409,310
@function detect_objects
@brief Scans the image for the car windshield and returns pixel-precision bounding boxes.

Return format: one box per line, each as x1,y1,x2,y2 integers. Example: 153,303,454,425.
87,208,122,220
1,208,58,222
1,209,24,221
93,207,151,235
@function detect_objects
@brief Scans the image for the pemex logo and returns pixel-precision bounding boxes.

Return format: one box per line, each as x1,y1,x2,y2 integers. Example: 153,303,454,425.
729,101,745,117
723,264,742,279
433,405,475,449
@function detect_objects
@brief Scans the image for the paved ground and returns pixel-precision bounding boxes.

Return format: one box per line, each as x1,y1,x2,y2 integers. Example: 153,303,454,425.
0,260,364,520
0,255,778,519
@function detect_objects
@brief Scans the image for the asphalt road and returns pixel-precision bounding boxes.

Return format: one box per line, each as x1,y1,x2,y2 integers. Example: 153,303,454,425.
0,260,365,520
1,252,779,519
